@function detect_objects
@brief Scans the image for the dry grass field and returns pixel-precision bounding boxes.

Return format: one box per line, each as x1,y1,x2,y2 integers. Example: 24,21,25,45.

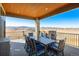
6,27,35,39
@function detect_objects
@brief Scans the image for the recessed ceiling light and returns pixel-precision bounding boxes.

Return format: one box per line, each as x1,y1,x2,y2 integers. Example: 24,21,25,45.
45,8,48,11
17,10,20,13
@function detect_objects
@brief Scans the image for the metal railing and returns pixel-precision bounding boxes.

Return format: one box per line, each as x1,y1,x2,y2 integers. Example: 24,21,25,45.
56,32,79,48
6,32,79,47
6,32,24,39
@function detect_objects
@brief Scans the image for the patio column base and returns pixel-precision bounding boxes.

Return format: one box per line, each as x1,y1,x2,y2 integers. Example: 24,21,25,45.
0,38,10,56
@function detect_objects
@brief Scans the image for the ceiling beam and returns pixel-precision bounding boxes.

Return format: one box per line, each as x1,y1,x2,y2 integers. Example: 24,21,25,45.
0,3,6,15
5,12,36,20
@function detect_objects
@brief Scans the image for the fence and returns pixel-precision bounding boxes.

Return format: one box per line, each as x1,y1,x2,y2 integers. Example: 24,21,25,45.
6,32,79,47
6,32,24,39
57,32,79,48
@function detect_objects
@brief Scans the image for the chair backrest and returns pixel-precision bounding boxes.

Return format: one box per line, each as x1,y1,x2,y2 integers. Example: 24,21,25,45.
41,32,46,37
40,32,44,37
28,33,33,37
45,33,49,38
58,40,65,51
49,31,56,40
29,38,36,52
24,35,31,46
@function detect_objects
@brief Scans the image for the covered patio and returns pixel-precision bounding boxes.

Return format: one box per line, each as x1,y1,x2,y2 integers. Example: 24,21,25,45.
0,3,79,56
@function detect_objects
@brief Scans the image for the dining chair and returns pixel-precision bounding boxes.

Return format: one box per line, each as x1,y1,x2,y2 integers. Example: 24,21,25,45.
45,33,49,38
49,31,56,40
29,38,46,56
48,39,65,56
24,35,32,55
28,33,33,37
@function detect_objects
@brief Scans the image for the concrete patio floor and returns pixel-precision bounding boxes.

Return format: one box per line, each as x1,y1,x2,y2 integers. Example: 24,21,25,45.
10,39,79,56
10,39,28,56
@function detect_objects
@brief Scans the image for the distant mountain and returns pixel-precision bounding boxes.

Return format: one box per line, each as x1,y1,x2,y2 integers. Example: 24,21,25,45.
6,26,79,30
17,26,33,28
6,26,17,30
6,26,35,30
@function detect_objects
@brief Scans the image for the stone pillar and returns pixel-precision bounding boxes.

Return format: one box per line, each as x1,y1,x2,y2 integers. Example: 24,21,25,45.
0,17,5,40
35,18,40,41
0,4,5,39
0,4,10,56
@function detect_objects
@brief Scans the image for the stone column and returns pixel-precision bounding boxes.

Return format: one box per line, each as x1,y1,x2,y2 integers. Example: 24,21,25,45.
35,18,40,41
0,4,10,56
0,4,5,40
0,17,5,40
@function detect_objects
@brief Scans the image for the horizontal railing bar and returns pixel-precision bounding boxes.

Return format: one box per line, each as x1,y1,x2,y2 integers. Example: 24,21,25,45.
57,32,79,35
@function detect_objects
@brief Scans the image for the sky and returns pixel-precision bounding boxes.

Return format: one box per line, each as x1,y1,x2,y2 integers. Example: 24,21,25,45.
6,8,79,28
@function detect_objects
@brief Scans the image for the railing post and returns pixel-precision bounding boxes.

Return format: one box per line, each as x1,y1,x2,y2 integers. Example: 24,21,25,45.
78,34,79,47
75,34,77,47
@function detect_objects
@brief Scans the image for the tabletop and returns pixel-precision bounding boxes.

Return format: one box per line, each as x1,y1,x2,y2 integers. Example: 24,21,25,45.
39,37,55,45
30,36,55,45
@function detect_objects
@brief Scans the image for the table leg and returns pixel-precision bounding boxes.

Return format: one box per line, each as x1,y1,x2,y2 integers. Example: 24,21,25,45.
45,45,48,56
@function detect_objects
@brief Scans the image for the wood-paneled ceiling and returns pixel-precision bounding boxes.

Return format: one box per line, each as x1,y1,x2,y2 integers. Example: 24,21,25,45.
2,3,79,20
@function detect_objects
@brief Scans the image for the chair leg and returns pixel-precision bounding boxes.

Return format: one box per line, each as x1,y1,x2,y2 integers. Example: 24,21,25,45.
28,53,31,56
56,51,60,56
53,50,64,56
53,51,58,56
55,51,62,56
62,51,64,56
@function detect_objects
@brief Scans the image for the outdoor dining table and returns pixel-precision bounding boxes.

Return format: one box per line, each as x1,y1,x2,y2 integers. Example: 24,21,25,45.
30,36,56,55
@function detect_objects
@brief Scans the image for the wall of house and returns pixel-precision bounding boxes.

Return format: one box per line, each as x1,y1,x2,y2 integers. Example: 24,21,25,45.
0,16,5,40
0,6,5,40
0,4,10,56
